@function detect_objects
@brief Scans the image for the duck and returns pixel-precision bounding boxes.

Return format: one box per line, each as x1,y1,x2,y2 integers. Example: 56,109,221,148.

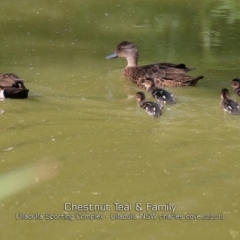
231,78,240,96
106,41,204,87
221,88,240,115
0,73,29,99
136,92,163,117
141,77,176,104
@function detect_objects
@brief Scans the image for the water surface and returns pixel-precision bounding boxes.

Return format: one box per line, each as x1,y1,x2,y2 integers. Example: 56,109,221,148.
0,0,240,239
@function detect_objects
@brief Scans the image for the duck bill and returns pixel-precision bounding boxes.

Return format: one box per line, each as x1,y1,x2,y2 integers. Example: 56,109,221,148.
106,52,118,59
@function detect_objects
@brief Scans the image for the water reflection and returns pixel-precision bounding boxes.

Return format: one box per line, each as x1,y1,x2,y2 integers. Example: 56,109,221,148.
211,0,240,23
0,158,59,201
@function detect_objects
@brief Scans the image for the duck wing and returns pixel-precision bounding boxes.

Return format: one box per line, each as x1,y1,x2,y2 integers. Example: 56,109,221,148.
154,63,196,72
140,101,162,117
150,87,176,104
153,74,204,87
144,64,189,76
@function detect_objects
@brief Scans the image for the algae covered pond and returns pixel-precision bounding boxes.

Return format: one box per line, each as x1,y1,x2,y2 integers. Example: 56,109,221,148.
0,0,240,239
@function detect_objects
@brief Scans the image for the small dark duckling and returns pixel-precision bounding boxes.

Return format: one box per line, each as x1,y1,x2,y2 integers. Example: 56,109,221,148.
141,78,176,104
231,78,240,96
136,92,163,117
221,88,240,115
0,87,29,99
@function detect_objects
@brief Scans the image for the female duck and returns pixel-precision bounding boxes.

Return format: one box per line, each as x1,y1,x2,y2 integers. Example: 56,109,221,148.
221,88,240,115
231,78,240,96
142,78,176,104
0,73,29,99
136,92,163,117
106,41,204,87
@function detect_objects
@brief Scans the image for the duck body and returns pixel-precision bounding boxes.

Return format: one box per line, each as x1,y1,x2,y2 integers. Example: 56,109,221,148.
221,88,240,115
124,64,203,87
231,78,240,96
0,73,29,99
106,41,204,87
136,92,162,117
142,78,176,104
0,87,29,99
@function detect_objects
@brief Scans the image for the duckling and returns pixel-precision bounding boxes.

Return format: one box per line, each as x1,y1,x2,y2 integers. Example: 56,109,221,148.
0,87,29,99
136,92,163,117
106,41,204,87
231,78,240,96
221,88,240,115
141,77,176,104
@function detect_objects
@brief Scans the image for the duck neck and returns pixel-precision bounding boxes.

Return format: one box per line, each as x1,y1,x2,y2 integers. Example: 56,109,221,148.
126,53,138,67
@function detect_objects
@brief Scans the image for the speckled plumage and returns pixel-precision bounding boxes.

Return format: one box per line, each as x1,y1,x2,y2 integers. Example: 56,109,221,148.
136,92,163,117
221,88,240,115
142,78,176,104
106,41,204,87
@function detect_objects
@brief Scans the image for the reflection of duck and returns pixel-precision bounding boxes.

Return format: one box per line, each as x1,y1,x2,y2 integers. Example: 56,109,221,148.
136,92,163,117
106,41,204,87
221,88,240,115
142,78,176,104
231,78,240,96
0,73,29,99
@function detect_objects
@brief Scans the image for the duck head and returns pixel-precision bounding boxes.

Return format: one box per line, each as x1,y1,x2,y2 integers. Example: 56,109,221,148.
141,78,155,89
135,92,145,103
106,41,139,67
231,78,240,89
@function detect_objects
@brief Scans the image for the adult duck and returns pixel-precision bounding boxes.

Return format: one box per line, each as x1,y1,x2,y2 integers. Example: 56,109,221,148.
221,88,240,115
0,73,29,99
106,41,204,87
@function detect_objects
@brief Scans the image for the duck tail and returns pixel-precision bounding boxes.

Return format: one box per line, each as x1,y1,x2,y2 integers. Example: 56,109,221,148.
175,63,196,72
3,88,29,99
189,75,204,86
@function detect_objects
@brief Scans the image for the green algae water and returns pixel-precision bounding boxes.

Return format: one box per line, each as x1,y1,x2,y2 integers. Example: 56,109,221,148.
0,0,240,239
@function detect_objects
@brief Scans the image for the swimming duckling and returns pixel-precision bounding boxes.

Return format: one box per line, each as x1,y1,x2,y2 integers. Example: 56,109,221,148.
221,88,240,115
0,87,29,99
141,78,176,104
136,92,163,117
231,78,240,96
106,41,204,87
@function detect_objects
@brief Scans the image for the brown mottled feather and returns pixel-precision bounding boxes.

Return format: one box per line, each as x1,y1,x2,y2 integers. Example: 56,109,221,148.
0,73,26,89
106,41,204,87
